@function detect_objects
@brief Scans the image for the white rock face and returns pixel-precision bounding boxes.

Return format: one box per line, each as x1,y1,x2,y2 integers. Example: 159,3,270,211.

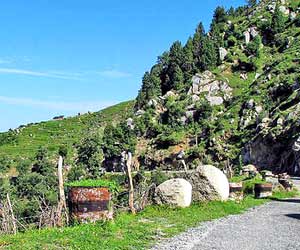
155,179,192,208
196,165,229,201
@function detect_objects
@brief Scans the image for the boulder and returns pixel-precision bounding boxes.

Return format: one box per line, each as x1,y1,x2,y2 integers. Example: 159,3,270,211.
249,27,259,38
155,179,192,208
187,165,229,202
206,96,224,106
244,31,250,44
241,164,258,177
279,5,290,15
219,47,228,61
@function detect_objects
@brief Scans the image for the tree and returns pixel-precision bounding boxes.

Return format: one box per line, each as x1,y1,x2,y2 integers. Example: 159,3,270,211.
136,65,162,109
247,0,257,7
271,2,285,35
171,64,184,90
169,41,184,66
76,132,104,177
192,22,206,69
200,36,217,70
182,37,195,80
102,122,137,171
212,6,227,24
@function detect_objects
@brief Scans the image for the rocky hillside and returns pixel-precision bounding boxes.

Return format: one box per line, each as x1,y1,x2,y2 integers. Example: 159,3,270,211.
101,0,300,176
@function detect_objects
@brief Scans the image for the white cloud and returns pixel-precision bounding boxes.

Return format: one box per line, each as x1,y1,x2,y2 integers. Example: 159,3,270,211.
0,96,116,112
0,68,83,80
97,69,132,78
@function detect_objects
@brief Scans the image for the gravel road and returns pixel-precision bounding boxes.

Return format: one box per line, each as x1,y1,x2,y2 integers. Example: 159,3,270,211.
152,177,300,250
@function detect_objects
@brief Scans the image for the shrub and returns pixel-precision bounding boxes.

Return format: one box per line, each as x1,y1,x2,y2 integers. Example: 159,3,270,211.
156,130,185,148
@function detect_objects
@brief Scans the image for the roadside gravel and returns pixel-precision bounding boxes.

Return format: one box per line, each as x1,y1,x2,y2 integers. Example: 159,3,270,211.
152,178,300,250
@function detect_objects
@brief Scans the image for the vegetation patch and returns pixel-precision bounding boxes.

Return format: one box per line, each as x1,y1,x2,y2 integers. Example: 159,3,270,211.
67,179,120,193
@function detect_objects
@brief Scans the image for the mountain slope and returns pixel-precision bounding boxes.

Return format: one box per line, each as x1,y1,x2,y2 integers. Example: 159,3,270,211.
101,0,300,175
0,101,134,163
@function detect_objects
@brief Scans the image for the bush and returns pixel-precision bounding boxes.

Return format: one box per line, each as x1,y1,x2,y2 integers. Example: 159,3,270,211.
151,170,169,185
156,130,185,148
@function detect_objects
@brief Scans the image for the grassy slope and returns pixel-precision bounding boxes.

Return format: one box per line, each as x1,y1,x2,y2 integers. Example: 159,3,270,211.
0,101,134,163
0,190,298,250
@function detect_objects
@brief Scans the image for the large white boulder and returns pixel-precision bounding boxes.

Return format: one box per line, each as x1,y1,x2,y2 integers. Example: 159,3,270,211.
155,178,192,208
188,165,229,202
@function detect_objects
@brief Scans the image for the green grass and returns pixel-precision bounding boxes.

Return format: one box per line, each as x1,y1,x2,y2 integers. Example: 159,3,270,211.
0,101,134,164
67,179,120,192
0,194,290,250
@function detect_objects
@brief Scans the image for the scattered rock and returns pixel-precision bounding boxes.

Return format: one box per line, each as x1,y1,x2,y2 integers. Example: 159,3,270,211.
241,164,258,177
244,31,250,44
206,96,224,106
219,47,228,61
155,178,192,208
279,5,290,15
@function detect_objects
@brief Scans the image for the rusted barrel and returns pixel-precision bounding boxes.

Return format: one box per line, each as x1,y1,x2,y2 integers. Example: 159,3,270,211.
229,182,243,201
254,183,273,199
68,187,113,222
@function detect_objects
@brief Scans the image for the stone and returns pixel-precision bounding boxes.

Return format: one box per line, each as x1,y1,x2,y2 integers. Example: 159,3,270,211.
219,47,228,61
147,99,158,108
135,110,145,116
290,12,297,20
185,110,195,119
187,165,229,202
249,27,259,38
191,83,199,94
278,173,293,191
192,75,201,85
240,73,248,80
155,179,192,208
244,31,250,44
191,95,200,102
164,91,176,98
206,96,224,106
246,99,255,109
277,118,284,126
293,137,300,152
242,164,258,177
255,73,261,80
126,118,134,130
255,106,263,114
279,5,290,15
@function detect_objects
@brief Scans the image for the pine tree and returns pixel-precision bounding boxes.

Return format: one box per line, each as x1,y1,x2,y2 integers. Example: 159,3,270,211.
172,65,184,90
271,2,285,35
182,37,195,81
169,41,184,66
213,6,227,24
192,22,206,70
247,0,257,7
200,36,217,70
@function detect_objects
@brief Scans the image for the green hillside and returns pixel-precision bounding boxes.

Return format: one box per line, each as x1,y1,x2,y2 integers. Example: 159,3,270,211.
0,101,134,163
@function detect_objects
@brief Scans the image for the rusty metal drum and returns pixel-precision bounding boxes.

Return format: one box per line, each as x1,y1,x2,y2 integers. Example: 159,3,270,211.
68,187,113,222
254,183,273,199
229,182,243,201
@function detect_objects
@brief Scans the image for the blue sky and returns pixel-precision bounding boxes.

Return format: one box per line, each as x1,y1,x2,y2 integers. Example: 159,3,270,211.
0,0,245,132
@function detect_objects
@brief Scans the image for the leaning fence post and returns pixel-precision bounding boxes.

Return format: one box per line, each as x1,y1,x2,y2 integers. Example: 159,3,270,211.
6,193,17,234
